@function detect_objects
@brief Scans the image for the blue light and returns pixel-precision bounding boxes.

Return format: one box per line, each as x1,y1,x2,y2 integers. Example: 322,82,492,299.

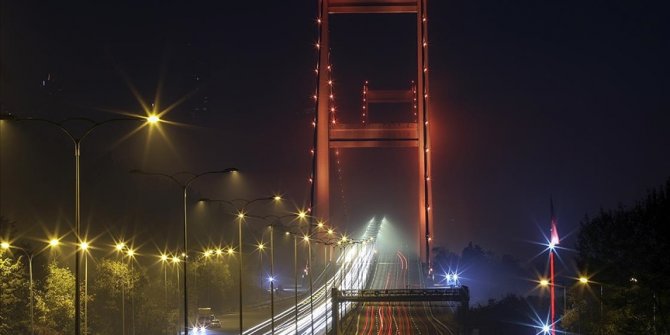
443,271,461,287
542,324,550,334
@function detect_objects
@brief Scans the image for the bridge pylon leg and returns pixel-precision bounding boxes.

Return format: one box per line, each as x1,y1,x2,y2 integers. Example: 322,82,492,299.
331,288,340,335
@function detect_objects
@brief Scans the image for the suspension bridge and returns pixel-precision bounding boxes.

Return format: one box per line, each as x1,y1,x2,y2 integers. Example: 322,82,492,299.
236,1,469,334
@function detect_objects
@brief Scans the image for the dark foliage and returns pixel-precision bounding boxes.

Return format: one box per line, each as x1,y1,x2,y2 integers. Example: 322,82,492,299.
466,295,541,335
575,179,670,333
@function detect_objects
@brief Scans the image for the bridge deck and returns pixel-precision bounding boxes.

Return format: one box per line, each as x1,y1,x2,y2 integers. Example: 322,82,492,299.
333,287,469,303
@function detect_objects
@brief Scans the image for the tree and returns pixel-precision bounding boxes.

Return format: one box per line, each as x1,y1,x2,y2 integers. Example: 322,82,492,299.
191,257,234,313
89,258,137,335
574,179,670,334
466,294,539,334
0,253,30,335
38,261,75,334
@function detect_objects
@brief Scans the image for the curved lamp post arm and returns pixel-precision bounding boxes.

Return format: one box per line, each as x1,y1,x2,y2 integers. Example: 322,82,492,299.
5,115,156,145
129,170,182,187
185,168,239,188
199,196,275,213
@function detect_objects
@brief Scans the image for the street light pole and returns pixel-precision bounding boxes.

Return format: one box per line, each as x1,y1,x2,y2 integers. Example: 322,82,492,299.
80,242,90,335
160,255,169,335
115,243,128,335
302,235,315,335
172,256,182,335
600,285,603,332
294,235,298,335
269,225,275,335
239,212,299,335
579,276,604,334
29,254,35,333
131,168,238,335
182,184,189,334
238,215,244,335
550,249,556,335
0,113,160,335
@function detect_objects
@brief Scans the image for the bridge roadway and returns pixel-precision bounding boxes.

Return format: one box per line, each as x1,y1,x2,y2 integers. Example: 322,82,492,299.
239,220,379,335
339,249,458,335
212,219,461,335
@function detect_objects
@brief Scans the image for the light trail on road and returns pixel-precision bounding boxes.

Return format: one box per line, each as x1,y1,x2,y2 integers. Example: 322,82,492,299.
343,246,457,335
243,217,459,335
244,219,381,335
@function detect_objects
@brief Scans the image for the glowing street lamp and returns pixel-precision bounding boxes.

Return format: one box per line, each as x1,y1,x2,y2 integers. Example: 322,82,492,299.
542,323,551,334
146,114,160,124
203,249,213,258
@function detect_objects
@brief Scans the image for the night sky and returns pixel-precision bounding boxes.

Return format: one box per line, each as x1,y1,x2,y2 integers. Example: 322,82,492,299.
1,0,669,262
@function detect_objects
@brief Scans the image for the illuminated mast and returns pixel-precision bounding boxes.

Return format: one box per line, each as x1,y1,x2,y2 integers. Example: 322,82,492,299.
549,198,560,335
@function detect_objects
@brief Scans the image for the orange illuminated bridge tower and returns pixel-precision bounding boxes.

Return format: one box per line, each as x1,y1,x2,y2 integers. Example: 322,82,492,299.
313,0,434,266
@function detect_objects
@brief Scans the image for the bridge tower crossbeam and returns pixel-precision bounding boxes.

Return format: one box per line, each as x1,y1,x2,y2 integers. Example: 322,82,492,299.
313,0,434,267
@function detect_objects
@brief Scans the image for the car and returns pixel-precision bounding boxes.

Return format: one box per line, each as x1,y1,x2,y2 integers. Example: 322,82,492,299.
209,318,221,328
180,326,207,335
196,314,221,329
193,325,208,333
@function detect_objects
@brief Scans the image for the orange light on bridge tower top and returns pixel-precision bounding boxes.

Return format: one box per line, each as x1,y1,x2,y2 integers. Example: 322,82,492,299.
312,0,434,266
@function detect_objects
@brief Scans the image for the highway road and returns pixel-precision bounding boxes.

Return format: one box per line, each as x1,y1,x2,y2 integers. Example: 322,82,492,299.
242,220,380,335
207,218,461,335
340,250,459,335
